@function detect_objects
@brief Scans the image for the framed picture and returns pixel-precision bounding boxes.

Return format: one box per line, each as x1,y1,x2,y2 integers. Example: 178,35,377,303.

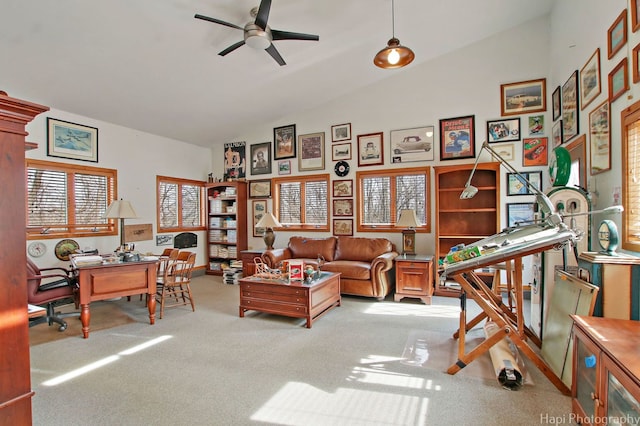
278,160,291,175
528,115,544,135
331,123,351,142
298,132,325,171
633,0,640,33
273,124,296,160
331,142,352,161
156,235,173,246
566,135,588,189
522,137,548,167
608,9,627,59
552,86,561,121
333,219,353,236
250,142,271,175
500,78,546,116
332,179,353,198
562,70,579,144
487,118,520,143
252,199,268,237
506,203,536,227
633,42,640,83
389,126,435,163
580,48,601,110
552,120,563,148
249,179,271,198
494,143,515,161
589,100,611,175
332,199,353,216
46,118,98,162
439,115,475,160
608,58,629,103
357,132,384,166
224,141,246,180
507,172,542,196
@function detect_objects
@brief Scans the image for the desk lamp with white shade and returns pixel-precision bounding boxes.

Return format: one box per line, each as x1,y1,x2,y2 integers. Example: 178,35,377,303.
104,199,138,251
255,212,282,250
397,209,420,256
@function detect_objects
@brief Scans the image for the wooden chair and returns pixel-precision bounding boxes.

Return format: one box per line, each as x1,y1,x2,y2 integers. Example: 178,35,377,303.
156,251,196,319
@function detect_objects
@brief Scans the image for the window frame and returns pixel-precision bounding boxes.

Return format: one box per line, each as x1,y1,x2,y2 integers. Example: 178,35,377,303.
26,159,117,239
156,175,206,233
621,100,640,252
272,173,330,232
356,166,431,233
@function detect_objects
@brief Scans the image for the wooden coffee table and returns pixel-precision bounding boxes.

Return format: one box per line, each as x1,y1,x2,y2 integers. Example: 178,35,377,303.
239,271,341,328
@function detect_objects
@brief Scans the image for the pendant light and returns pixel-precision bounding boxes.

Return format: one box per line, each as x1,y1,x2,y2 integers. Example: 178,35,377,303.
373,0,415,69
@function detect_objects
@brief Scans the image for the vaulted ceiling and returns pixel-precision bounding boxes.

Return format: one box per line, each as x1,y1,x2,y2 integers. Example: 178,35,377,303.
1,0,554,147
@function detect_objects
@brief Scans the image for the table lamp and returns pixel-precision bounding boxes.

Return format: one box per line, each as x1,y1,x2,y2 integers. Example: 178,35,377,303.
397,209,419,256
104,199,138,249
255,212,282,250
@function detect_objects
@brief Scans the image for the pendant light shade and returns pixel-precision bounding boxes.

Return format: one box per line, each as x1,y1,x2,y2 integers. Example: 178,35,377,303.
374,0,415,69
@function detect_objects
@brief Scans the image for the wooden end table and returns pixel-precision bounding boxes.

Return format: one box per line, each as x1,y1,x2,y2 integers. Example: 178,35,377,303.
394,254,434,304
239,271,341,328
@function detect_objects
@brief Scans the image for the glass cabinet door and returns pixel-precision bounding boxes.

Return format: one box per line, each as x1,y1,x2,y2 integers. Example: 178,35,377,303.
574,331,599,421
602,356,640,426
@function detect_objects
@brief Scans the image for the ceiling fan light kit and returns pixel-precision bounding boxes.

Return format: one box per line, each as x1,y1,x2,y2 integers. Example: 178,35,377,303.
374,0,415,69
195,0,319,66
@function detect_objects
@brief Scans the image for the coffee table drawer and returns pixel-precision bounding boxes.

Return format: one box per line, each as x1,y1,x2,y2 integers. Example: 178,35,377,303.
243,298,309,315
242,290,306,305
242,282,308,296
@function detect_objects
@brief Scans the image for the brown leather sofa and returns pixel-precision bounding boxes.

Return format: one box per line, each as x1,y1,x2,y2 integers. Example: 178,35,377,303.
262,236,398,300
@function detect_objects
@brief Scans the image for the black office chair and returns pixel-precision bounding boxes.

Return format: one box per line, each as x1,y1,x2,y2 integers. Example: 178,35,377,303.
27,258,79,331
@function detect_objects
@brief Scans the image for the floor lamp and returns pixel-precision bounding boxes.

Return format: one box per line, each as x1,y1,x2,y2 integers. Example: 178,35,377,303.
104,199,138,250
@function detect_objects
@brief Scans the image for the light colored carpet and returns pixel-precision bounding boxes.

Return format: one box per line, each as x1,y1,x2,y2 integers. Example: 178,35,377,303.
29,275,571,426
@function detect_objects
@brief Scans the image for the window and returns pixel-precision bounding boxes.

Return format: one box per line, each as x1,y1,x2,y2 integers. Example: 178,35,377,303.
157,176,205,232
622,100,640,252
26,159,117,238
356,167,431,233
272,174,330,231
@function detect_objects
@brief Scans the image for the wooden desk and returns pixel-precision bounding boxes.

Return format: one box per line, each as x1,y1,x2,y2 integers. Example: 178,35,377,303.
441,225,577,395
73,260,157,338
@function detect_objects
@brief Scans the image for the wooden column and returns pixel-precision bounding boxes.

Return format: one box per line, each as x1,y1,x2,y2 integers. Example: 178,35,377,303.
0,91,49,424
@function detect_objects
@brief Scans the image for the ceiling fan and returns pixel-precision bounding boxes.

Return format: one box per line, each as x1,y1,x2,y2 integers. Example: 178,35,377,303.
195,0,319,66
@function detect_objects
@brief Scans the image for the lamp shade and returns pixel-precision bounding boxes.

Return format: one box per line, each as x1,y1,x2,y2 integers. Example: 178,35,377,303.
104,200,138,219
373,38,415,69
255,212,282,229
397,209,419,228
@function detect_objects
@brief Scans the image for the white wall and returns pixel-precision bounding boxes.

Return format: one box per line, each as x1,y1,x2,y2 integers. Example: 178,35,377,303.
219,16,552,258
26,109,213,267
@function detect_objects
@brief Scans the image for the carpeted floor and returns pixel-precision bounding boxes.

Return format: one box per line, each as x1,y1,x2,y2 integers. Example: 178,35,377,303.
29,275,572,425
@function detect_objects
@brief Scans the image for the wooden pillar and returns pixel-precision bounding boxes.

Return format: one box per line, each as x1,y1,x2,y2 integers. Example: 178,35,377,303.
0,91,49,425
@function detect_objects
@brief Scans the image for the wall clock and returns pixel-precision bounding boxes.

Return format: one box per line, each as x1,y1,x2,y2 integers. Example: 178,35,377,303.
334,161,350,177
549,146,571,187
54,239,80,261
597,219,619,256
28,241,46,258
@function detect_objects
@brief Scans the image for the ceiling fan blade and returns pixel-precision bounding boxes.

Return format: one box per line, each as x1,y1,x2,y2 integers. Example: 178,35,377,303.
265,44,286,66
194,14,243,31
271,30,319,41
219,40,246,56
254,0,272,29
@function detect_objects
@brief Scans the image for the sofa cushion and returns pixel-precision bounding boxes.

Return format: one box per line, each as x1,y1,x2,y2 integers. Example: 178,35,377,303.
334,236,393,262
322,260,371,280
288,236,336,262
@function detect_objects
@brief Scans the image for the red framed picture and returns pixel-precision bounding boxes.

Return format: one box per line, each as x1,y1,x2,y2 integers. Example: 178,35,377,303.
522,137,548,167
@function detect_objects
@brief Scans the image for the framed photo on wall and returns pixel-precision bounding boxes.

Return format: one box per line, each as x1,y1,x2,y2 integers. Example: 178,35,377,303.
506,203,536,227
273,124,296,160
332,199,353,216
608,9,628,59
523,137,548,167
252,199,267,237
589,100,611,175
552,120,563,148
298,132,325,171
47,118,99,162
439,115,475,160
249,179,271,198
331,142,351,161
250,142,272,175
332,179,353,198
552,86,561,121
333,219,353,236
331,123,351,142
580,48,601,110
500,78,546,116
633,0,640,33
389,126,434,163
357,132,384,166
494,143,515,161
608,58,629,103
487,118,520,143
278,160,291,175
507,172,542,196
562,70,579,144
633,42,640,83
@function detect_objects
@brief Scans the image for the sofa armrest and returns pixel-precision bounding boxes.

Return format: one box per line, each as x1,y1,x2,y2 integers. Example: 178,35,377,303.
371,251,398,272
370,251,399,298
261,248,293,268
